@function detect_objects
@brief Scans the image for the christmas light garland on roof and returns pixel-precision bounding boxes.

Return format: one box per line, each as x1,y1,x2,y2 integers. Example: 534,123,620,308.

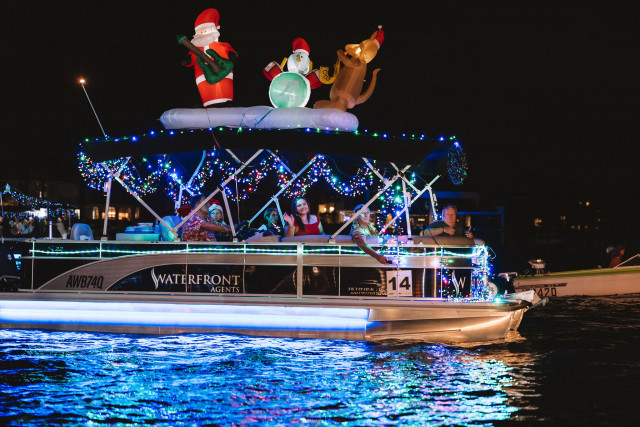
76,128,468,228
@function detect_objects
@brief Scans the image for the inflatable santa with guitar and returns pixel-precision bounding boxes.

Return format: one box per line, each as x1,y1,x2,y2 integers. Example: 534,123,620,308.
178,8,237,107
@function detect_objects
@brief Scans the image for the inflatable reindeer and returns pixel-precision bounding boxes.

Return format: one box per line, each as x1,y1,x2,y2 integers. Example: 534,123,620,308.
314,26,384,112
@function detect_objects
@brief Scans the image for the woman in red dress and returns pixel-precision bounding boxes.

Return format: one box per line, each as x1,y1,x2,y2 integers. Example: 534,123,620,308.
283,197,324,237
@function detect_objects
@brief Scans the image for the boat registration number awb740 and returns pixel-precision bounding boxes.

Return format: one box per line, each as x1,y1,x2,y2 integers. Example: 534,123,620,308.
65,275,105,289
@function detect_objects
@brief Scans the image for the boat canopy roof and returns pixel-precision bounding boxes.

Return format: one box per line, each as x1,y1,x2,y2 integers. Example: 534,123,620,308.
81,128,453,166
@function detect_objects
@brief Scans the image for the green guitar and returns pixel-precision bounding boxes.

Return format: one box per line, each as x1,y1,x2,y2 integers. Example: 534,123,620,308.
177,35,234,84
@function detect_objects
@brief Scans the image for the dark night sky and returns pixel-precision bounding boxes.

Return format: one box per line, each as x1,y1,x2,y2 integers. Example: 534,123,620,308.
1,1,638,209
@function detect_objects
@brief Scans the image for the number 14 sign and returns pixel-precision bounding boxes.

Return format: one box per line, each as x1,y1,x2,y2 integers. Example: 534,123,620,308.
386,270,413,297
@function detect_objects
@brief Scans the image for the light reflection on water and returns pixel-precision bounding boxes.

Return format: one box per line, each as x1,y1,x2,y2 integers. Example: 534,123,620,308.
0,331,533,426
2,294,639,425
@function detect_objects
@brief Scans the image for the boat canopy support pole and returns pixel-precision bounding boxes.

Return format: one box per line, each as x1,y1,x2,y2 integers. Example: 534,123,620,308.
176,150,207,211
247,155,319,227
174,149,264,232
101,178,112,240
330,163,411,241
100,158,130,240
112,175,175,233
266,149,293,175
401,178,412,240
428,175,439,219
219,186,236,241
380,174,440,235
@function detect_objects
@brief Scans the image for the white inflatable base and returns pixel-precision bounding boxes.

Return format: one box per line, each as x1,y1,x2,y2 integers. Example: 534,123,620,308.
159,106,358,132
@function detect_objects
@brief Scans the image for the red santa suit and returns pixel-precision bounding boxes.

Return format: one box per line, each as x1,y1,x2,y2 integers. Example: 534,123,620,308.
186,9,236,106
186,42,235,106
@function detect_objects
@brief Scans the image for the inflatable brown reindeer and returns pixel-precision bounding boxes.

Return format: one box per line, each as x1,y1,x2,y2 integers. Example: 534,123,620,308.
314,26,384,112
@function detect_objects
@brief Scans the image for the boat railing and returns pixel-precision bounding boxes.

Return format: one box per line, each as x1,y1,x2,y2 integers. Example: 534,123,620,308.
15,237,490,299
20,235,481,258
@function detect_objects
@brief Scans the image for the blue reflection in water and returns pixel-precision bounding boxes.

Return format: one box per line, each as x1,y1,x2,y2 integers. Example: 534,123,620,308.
0,330,527,426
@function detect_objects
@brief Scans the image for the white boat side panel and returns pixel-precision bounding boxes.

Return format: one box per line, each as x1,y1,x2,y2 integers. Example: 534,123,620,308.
514,268,640,297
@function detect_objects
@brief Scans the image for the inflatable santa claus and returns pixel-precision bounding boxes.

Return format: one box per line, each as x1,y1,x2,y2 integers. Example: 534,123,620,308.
182,8,237,107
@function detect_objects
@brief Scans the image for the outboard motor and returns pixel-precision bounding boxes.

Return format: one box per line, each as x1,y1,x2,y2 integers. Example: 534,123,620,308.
487,272,517,297
0,244,21,291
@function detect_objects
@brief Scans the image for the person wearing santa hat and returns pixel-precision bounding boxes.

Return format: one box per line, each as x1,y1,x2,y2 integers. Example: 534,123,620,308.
183,8,237,107
208,199,232,241
181,195,230,242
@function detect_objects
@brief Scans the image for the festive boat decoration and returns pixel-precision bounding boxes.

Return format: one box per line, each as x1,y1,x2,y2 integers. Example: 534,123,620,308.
314,26,384,112
179,8,237,107
0,13,542,343
159,106,358,131
263,38,324,108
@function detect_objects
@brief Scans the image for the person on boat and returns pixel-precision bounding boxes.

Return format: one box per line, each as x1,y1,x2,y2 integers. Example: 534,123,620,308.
257,208,284,236
208,199,232,241
183,8,237,107
283,197,324,237
182,195,230,242
350,204,388,265
424,204,473,238
609,245,626,268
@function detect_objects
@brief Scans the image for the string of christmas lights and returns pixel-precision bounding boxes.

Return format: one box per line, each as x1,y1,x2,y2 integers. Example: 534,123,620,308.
2,184,78,218
76,128,468,212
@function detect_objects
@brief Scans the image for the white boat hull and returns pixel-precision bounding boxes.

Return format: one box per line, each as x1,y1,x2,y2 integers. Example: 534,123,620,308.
0,292,530,343
513,266,640,297
0,239,538,343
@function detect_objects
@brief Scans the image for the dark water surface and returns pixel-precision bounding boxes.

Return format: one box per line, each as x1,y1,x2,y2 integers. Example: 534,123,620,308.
1,295,639,426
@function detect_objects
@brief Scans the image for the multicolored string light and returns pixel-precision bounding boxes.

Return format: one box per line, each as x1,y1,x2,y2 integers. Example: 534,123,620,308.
2,184,78,219
76,128,467,207
447,141,468,186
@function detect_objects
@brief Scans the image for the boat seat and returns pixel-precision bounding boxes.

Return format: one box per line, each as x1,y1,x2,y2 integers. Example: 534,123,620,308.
70,223,94,241
159,215,183,241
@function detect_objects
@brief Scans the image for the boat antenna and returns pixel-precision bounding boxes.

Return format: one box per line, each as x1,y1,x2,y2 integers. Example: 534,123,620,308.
78,78,108,139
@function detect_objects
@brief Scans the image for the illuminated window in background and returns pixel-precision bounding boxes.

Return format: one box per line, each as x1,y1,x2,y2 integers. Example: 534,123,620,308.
92,206,100,220
560,215,566,222
534,218,542,228
108,207,116,219
118,208,131,221
74,209,81,219
135,207,140,220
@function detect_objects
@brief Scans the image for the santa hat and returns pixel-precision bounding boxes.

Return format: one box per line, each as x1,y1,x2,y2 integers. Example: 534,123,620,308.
195,8,220,31
292,37,310,55
176,204,191,218
374,25,384,48
208,199,223,216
